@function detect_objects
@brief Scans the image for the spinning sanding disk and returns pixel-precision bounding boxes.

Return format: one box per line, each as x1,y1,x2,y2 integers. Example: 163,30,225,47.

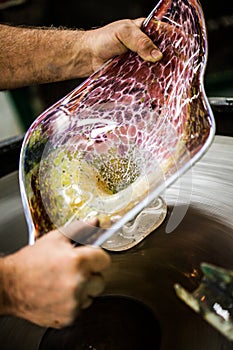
0,135,233,349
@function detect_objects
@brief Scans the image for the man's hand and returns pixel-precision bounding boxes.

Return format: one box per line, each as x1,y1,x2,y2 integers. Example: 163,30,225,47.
0,220,110,329
82,18,162,74
0,18,162,89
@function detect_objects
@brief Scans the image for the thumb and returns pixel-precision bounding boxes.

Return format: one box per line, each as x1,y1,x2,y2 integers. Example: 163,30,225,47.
132,18,163,62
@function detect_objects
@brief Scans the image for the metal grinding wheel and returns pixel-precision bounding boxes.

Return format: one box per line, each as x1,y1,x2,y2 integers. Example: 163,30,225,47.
103,135,233,350
0,135,232,350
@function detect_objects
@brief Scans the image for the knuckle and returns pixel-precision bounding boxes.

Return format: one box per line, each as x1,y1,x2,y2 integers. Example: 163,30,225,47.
137,36,152,51
119,19,133,30
76,253,89,270
115,19,135,37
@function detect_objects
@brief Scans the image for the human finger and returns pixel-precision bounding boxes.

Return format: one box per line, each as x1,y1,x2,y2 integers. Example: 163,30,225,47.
132,18,162,62
80,273,106,309
85,273,106,297
74,245,111,273
116,18,162,62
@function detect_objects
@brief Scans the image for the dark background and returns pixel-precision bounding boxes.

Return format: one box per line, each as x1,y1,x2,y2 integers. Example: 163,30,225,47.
0,0,233,128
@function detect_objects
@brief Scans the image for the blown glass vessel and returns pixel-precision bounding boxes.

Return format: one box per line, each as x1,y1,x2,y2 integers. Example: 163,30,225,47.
19,0,215,249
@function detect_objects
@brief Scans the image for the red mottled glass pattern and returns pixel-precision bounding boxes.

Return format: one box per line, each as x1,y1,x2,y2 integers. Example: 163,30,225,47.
19,0,215,245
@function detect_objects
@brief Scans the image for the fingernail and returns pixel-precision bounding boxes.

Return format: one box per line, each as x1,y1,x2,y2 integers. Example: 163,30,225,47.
151,49,163,61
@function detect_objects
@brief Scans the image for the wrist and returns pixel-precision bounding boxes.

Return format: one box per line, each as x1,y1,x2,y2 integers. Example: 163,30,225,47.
71,29,94,78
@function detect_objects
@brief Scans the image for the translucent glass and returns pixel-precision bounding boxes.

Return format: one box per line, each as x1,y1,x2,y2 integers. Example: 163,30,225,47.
19,0,215,248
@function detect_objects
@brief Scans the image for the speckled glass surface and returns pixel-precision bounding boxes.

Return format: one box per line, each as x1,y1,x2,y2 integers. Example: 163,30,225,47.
19,0,215,246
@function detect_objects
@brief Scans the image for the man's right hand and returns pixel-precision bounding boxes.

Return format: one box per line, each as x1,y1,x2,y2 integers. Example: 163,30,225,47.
0,220,110,329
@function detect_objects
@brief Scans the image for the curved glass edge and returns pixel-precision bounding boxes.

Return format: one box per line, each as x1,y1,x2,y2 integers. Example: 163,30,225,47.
19,139,35,244
18,0,216,246
101,196,167,251
94,111,215,247
92,0,216,246
94,27,216,246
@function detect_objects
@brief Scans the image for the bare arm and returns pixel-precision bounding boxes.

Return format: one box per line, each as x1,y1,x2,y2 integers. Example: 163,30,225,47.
0,24,88,89
0,18,162,90
0,221,110,328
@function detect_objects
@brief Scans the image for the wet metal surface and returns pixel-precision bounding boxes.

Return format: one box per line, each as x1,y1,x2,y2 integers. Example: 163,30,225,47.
0,135,233,349
40,296,161,350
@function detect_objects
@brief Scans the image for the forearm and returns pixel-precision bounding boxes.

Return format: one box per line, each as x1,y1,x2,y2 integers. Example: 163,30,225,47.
0,256,15,316
0,24,91,90
0,20,162,91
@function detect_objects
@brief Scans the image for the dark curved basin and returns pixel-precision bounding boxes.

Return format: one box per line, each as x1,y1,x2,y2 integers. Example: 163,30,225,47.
39,296,161,350
0,136,233,350
104,206,233,350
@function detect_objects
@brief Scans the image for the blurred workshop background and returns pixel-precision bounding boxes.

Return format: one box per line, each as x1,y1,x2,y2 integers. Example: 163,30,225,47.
0,0,233,141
